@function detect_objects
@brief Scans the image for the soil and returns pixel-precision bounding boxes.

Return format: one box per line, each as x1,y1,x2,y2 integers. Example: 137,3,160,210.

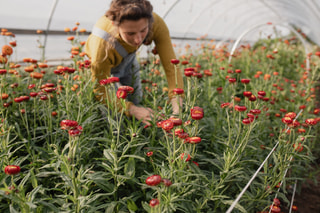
283,159,320,213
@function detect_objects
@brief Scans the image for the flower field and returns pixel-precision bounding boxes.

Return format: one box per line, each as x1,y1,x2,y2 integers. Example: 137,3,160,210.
1,26,320,213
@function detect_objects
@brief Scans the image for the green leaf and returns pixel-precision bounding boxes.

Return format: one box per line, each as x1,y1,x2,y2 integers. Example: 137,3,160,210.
127,199,138,212
124,158,135,179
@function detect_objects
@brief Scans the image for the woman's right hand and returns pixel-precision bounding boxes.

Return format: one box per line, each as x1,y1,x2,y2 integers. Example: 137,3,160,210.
128,104,154,126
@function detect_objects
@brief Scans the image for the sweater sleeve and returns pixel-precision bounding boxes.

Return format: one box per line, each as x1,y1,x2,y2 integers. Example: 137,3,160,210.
85,33,134,116
151,13,184,99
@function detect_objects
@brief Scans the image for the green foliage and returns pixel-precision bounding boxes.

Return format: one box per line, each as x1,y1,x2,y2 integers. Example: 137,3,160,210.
1,31,320,213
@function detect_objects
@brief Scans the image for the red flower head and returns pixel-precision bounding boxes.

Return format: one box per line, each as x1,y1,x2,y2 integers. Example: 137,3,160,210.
118,85,134,94
228,78,236,83
146,151,153,157
220,102,230,108
243,91,252,97
161,119,174,131
305,118,317,126
242,118,252,125
282,116,293,124
240,79,250,84
184,67,195,77
234,105,247,112
180,153,191,162
60,119,78,130
169,117,182,126
99,79,111,85
145,174,162,186
109,77,119,83
116,89,127,99
270,205,281,213
191,106,204,120
258,91,266,97
173,88,184,95
170,59,180,64
273,198,281,206
285,112,296,119
162,178,172,187
68,125,83,136
4,165,21,175
188,136,201,144
248,95,257,102
149,198,160,207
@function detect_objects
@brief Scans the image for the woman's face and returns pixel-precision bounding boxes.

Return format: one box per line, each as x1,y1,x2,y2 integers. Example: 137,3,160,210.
118,18,149,47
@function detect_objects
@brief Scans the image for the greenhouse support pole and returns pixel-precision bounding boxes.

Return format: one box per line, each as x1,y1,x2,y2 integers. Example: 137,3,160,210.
43,0,59,61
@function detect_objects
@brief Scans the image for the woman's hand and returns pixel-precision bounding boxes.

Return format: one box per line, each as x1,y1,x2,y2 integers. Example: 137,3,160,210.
170,96,183,117
128,104,154,125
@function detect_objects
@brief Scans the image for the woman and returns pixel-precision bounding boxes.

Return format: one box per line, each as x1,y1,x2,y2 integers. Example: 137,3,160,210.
85,0,184,125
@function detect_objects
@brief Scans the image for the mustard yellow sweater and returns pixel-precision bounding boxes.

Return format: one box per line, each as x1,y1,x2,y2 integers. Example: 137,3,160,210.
85,12,183,116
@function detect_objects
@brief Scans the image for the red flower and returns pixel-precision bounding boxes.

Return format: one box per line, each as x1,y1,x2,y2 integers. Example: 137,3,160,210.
188,136,201,144
204,70,212,76
228,78,236,83
99,79,110,85
29,92,38,97
161,119,174,131
242,118,252,125
14,96,24,103
173,88,184,95
243,91,252,97
60,119,78,130
0,69,7,75
180,153,191,162
293,143,303,152
118,86,134,94
109,77,120,83
285,112,296,119
68,126,83,136
292,205,298,211
54,69,64,75
220,102,230,108
181,60,189,65
258,91,266,96
146,151,153,157
145,174,162,186
240,79,250,84
234,105,247,112
273,198,280,206
149,198,160,207
162,178,172,187
170,59,180,64
270,205,281,213
184,67,195,77
248,95,257,101
169,117,182,126
305,118,317,126
282,116,293,124
191,106,204,120
174,128,184,136
116,90,127,99
4,165,21,175
178,132,189,139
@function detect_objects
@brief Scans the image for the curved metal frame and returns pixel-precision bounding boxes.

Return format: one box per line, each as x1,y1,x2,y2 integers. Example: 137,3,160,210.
228,22,311,71
162,0,181,20
43,0,59,60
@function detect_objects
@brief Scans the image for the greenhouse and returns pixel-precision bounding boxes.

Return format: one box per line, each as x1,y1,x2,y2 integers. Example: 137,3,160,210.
1,0,320,212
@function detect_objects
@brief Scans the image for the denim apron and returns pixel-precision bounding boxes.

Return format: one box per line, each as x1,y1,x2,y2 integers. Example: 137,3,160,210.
92,27,143,105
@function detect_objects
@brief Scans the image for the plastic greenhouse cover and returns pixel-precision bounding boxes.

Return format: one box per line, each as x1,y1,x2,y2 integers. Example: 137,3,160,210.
1,0,320,62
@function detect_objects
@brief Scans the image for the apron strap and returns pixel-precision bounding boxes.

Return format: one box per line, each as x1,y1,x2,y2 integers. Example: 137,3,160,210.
91,26,129,58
